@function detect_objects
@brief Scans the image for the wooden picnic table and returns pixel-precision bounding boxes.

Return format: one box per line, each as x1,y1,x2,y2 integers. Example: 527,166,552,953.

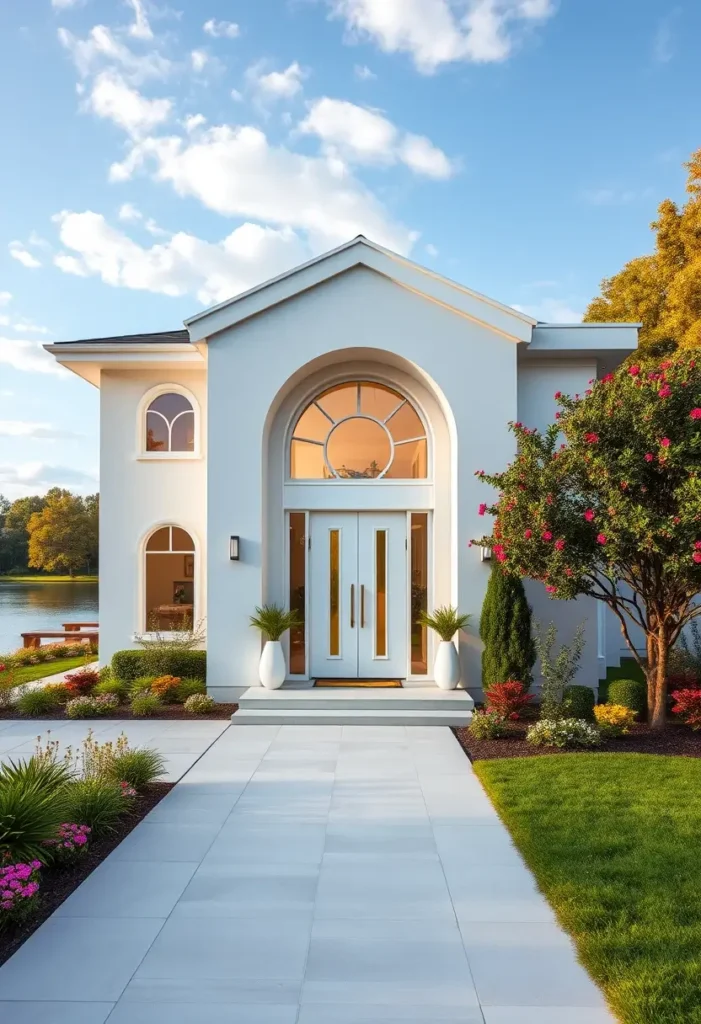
21,630,98,650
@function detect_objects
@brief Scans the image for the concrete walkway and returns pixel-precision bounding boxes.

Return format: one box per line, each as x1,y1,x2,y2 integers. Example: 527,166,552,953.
0,725,615,1023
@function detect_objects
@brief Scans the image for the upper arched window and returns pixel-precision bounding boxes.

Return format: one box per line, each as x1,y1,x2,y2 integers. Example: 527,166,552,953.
290,382,428,480
145,392,195,453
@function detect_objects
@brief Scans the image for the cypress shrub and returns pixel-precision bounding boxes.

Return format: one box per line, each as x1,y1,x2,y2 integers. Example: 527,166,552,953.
608,677,647,719
562,684,596,721
479,565,536,690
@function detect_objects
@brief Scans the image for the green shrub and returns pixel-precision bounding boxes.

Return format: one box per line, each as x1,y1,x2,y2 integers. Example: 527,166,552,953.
608,678,647,719
562,685,596,722
128,676,157,698
468,709,509,739
66,694,120,719
184,693,215,715
105,748,166,789
63,779,127,834
0,754,74,791
175,676,206,702
0,780,68,863
112,649,206,683
130,691,162,717
480,565,536,690
94,677,128,702
16,686,62,717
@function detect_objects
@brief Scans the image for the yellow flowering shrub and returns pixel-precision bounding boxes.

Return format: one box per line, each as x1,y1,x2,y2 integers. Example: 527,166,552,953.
594,703,635,737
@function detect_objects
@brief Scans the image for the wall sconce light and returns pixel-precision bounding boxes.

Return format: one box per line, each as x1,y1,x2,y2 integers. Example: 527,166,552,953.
480,546,492,562
229,536,240,561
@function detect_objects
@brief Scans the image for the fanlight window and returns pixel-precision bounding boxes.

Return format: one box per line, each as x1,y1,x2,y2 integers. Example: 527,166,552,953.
146,393,195,453
290,382,428,480
145,526,195,631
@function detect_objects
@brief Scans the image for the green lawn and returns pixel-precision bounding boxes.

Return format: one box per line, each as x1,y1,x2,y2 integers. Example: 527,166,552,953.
11,656,98,686
475,754,701,1024
0,575,98,583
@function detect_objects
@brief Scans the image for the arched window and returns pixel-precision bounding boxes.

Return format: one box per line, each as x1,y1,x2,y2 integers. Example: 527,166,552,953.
290,382,428,480
144,526,195,631
145,392,195,453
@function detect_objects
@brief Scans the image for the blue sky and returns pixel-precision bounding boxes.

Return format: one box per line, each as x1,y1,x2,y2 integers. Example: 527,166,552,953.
1,0,698,499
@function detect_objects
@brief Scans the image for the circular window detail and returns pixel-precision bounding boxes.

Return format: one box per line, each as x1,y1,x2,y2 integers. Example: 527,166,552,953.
290,381,428,480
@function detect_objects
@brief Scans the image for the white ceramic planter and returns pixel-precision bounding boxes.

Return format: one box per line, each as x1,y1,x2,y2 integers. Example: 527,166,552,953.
434,640,461,690
259,640,286,689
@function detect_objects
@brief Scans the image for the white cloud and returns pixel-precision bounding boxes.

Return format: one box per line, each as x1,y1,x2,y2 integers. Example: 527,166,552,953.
354,63,377,80
58,25,171,82
10,321,51,336
0,462,97,498
190,49,209,73
118,201,143,221
109,124,413,251
9,243,42,269
87,70,172,136
512,297,583,323
299,97,456,178
0,292,11,306
327,0,555,72
126,0,153,40
425,243,438,256
0,421,81,439
52,210,312,305
183,113,206,132
247,61,307,99
0,337,66,376
203,18,240,38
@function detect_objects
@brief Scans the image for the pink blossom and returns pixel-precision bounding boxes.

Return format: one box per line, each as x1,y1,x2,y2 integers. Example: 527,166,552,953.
545,584,558,594
554,539,565,551
585,432,599,443
660,438,671,448
524,529,532,539
555,412,561,419
695,541,701,550
584,509,595,522
554,391,562,399
645,453,654,462
690,408,701,420
694,553,701,564
658,385,672,398
601,373,614,383
628,365,640,376
597,533,607,545
541,531,553,541
495,551,507,563
478,503,487,516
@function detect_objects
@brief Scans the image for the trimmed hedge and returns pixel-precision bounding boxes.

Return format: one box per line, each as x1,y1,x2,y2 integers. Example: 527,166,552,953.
562,684,596,722
112,649,207,683
608,677,647,719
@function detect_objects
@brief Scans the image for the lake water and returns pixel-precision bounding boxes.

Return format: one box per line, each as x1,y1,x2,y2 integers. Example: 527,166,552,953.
0,582,99,655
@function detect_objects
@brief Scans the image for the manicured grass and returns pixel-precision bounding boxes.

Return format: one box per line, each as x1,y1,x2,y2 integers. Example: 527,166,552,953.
0,575,98,583
475,754,701,1024
12,656,97,686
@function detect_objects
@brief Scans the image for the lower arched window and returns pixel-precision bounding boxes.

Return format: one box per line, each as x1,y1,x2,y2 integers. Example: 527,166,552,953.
145,526,195,631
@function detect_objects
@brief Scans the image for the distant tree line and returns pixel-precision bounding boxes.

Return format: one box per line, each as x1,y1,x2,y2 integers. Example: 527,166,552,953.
0,489,99,577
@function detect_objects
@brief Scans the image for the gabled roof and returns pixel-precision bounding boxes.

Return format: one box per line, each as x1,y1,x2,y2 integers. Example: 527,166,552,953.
185,235,537,345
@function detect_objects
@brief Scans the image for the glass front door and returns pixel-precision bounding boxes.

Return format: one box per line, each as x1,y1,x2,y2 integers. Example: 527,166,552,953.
309,512,407,678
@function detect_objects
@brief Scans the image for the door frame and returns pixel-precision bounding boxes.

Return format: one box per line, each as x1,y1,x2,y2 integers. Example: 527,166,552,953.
283,508,433,683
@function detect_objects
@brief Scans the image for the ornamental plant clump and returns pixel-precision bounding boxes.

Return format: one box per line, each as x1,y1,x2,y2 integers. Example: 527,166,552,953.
249,605,302,642
526,718,601,749
479,565,536,689
0,862,41,927
66,693,119,719
150,675,182,702
670,688,701,730
130,691,162,717
184,693,215,715
64,668,100,697
468,709,510,740
594,703,636,737
43,823,91,863
474,351,701,729
484,681,533,720
418,606,471,641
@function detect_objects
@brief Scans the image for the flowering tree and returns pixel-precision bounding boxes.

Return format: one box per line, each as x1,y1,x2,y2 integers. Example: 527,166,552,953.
474,352,701,729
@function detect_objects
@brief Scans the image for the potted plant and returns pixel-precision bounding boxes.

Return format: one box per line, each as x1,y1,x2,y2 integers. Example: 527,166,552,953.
249,604,302,689
418,606,470,690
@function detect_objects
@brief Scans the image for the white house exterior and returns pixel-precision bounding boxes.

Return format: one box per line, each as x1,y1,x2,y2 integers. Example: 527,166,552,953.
47,237,639,702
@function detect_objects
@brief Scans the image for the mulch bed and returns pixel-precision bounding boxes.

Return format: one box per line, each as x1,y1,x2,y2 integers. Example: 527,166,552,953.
0,782,174,967
454,720,701,761
0,703,238,722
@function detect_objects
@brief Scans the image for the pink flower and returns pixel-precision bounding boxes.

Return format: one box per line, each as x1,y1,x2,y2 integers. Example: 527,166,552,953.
554,539,565,551
585,432,599,443
524,529,532,539
555,412,561,419
545,584,558,594
644,453,654,462
658,385,672,398
495,551,507,563
601,373,614,383
541,531,553,541
695,541,701,550
597,533,607,545
628,365,640,376
690,408,701,420
584,509,595,522
554,391,562,399
478,503,487,516
694,553,701,564
660,438,670,448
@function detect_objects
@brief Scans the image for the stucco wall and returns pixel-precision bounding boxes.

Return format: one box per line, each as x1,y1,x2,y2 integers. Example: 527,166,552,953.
99,369,207,665
206,266,518,697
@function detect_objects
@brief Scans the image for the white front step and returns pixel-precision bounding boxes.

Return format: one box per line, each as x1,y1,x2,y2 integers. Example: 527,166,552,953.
231,706,473,727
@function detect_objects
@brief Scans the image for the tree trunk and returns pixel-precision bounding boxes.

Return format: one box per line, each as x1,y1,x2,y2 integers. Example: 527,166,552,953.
646,630,669,731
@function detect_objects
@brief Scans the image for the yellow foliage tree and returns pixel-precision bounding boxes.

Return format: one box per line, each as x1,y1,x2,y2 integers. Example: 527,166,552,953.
585,148,701,350
27,492,91,577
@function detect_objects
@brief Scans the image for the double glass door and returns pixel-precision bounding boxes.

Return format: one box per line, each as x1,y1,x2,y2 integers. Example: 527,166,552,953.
309,512,407,678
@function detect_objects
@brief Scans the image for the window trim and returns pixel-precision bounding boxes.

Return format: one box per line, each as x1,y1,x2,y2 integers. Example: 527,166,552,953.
137,383,201,460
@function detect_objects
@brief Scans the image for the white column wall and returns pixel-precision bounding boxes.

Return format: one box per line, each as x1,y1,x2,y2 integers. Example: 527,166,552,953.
207,267,518,696
99,369,207,665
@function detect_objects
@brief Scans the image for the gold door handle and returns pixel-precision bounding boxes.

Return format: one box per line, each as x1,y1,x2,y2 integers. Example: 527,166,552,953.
350,584,355,628
360,584,365,628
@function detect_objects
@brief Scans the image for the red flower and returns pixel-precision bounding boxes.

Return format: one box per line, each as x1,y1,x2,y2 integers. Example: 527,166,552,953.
541,531,553,541
524,529,532,539
495,551,507,563
660,438,671,448
554,539,565,551
555,412,561,419
694,553,701,564
628,365,640,376
554,391,562,399
601,373,614,383
545,584,558,594
584,432,599,443
584,509,595,522
658,385,672,398
644,453,654,462
597,533,607,545
478,503,487,516
690,409,701,420
695,541,701,550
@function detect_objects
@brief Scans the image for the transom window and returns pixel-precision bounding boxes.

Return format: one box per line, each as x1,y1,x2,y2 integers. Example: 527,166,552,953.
145,526,195,631
290,382,428,480
146,393,195,453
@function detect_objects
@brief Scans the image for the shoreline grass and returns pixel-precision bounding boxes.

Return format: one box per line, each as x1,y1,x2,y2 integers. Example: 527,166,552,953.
0,575,98,583
475,753,701,1024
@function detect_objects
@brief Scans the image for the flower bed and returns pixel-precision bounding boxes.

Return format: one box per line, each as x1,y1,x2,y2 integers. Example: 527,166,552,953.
0,702,237,721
